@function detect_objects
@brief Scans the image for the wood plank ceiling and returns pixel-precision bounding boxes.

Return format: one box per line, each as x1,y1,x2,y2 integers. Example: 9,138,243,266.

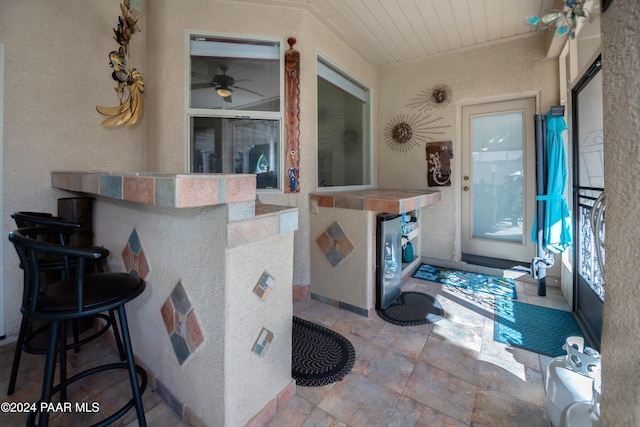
223,0,557,67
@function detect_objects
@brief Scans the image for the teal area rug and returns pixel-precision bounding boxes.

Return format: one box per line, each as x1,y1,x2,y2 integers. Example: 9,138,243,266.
412,264,516,300
494,299,585,357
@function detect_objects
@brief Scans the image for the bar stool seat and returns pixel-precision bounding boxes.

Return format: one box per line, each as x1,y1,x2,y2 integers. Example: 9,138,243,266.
9,227,147,427
39,272,143,314
7,212,125,398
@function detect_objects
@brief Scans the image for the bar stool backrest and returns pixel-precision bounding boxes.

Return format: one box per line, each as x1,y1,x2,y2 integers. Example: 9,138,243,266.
9,227,106,318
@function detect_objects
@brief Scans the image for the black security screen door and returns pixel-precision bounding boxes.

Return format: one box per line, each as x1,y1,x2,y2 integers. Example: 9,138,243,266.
572,56,604,351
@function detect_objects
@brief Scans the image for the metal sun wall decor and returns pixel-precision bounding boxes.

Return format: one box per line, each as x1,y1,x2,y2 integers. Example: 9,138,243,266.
383,113,449,152
284,37,301,192
406,84,453,111
96,1,144,127
426,141,453,187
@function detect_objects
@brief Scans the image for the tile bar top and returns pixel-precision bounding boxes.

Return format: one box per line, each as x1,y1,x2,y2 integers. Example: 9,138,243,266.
310,189,440,213
51,171,257,208
227,203,299,248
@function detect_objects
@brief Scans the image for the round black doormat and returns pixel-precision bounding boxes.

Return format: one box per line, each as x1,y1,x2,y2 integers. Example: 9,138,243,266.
377,292,445,326
292,316,355,387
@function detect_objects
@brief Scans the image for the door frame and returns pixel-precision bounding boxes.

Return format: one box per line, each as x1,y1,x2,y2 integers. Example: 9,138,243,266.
571,56,604,351
460,96,538,265
0,43,5,338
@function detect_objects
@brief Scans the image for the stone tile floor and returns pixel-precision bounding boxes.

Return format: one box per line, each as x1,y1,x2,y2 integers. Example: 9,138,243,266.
0,275,568,426
270,276,569,427
0,326,187,427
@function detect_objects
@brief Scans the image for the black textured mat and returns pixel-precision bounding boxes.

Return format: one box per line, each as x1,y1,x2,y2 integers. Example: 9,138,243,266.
292,316,355,387
377,291,444,326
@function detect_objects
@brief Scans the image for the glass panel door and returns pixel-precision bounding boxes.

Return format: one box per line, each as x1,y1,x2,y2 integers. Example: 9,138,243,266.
462,98,536,263
471,112,524,242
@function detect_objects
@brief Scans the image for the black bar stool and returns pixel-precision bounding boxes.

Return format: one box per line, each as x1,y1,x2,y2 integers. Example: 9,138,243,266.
9,227,147,427
7,212,126,398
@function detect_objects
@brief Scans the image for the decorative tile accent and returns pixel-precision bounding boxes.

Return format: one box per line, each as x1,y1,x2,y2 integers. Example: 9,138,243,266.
155,178,176,207
170,333,191,365
176,177,218,207
226,175,258,203
252,328,274,356
316,222,354,267
100,175,123,199
82,173,100,194
160,298,175,334
292,284,311,301
227,201,256,222
335,196,365,210
279,210,299,234
67,173,83,192
123,176,155,204
227,215,279,248
254,271,276,301
162,281,205,365
122,228,150,279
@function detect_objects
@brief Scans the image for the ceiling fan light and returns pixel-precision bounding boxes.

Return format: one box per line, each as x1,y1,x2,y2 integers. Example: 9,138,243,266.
526,15,541,26
541,12,564,25
216,87,232,97
556,24,570,36
573,6,586,16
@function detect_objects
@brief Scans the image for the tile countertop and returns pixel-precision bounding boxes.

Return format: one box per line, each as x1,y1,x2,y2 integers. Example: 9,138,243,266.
52,172,299,247
51,171,257,208
310,189,441,213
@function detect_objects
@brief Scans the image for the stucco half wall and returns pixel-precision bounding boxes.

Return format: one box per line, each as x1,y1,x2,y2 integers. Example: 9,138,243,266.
93,199,295,426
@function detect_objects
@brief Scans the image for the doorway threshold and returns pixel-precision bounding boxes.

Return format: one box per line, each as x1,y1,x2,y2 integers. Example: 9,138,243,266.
462,253,530,272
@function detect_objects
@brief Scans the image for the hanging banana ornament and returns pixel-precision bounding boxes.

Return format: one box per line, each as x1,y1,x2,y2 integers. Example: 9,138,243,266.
96,1,144,127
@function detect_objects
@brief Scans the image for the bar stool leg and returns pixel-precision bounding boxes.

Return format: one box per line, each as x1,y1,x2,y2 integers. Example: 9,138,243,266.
7,316,28,395
109,309,126,361
72,319,80,354
117,306,147,427
38,320,60,427
59,320,68,402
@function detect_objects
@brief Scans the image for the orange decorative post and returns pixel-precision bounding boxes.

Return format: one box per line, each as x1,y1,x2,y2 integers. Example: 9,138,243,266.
284,37,300,192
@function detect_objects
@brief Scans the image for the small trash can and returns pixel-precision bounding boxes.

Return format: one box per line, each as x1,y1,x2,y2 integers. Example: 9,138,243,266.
57,196,94,246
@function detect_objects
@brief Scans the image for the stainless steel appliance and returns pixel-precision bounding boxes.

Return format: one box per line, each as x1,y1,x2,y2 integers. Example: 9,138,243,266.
376,213,402,309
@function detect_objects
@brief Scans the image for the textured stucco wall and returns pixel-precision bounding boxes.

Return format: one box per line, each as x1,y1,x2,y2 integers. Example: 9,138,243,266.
309,208,375,311
377,36,559,266
143,0,378,292
225,232,294,426
600,1,640,425
0,1,147,340
93,198,296,426
94,201,228,425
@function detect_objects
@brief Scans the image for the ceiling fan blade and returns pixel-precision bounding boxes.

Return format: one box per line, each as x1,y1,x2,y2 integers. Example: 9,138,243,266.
223,95,233,103
191,82,213,89
233,86,264,97
191,71,210,79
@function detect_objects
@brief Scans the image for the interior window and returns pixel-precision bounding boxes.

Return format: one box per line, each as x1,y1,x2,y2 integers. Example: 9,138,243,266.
317,57,371,188
188,35,282,190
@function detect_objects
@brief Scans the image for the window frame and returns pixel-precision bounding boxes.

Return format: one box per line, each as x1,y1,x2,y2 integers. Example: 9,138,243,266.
186,32,285,192
316,53,374,191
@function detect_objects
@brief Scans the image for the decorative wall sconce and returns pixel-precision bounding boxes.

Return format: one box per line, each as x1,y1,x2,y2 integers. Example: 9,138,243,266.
96,1,144,127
